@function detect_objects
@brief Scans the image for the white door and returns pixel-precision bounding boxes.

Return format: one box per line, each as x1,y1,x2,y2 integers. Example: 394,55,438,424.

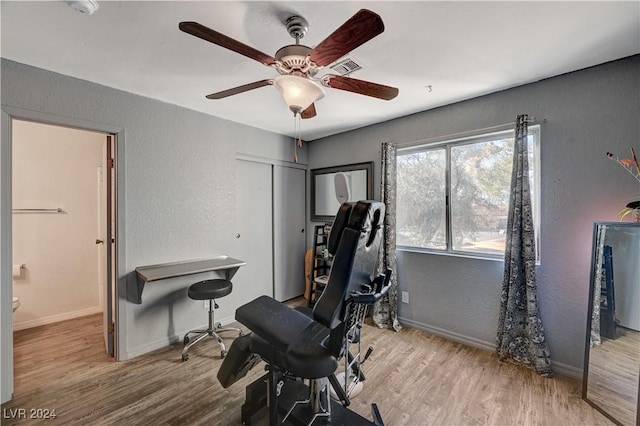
273,166,306,301
234,160,273,303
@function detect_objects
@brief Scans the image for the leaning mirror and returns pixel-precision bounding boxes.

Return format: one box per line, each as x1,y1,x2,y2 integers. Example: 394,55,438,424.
583,222,640,426
310,162,373,222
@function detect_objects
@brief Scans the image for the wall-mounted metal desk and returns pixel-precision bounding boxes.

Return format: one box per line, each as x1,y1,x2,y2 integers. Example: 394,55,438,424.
133,256,246,304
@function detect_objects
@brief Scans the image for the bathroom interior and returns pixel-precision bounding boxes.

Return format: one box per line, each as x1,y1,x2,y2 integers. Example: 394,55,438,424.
11,119,113,354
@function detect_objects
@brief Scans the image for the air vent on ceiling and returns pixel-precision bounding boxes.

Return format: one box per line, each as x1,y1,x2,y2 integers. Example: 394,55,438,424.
330,58,362,76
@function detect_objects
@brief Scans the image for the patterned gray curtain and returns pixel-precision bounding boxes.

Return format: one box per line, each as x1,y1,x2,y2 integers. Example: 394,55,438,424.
496,115,552,377
590,225,607,347
373,142,402,331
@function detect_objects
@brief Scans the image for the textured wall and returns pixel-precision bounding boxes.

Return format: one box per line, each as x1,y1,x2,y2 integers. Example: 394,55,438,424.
1,59,307,360
308,55,640,374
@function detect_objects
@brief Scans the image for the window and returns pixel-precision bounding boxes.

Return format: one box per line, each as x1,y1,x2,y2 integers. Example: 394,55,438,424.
397,126,540,260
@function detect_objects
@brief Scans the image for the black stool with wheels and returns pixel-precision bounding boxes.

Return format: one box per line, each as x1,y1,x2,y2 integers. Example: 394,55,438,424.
181,279,242,361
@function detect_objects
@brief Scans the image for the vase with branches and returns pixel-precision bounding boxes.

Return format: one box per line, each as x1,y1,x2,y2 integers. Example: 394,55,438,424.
606,147,640,222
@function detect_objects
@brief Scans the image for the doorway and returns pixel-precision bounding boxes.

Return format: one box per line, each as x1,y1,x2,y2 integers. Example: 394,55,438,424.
11,120,117,363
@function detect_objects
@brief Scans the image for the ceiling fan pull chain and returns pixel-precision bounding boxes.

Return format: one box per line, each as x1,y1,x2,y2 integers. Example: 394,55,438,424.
293,113,300,163
297,114,303,150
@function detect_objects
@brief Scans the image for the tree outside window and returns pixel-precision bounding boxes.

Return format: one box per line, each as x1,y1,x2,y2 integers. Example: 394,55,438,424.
397,127,540,260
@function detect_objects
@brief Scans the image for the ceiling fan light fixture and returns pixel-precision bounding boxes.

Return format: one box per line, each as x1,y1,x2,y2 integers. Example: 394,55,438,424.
274,75,325,115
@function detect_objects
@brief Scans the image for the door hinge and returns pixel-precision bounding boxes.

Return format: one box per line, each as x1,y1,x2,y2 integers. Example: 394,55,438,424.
107,158,115,169
108,322,115,334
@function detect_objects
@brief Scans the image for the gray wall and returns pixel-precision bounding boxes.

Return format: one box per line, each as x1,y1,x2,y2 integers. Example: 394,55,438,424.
0,59,307,367
307,55,640,375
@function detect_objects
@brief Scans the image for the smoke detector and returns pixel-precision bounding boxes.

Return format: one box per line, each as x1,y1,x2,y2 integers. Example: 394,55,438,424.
67,0,99,15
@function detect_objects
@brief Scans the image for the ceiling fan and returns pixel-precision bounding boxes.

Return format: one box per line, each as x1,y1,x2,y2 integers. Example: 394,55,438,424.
179,9,399,119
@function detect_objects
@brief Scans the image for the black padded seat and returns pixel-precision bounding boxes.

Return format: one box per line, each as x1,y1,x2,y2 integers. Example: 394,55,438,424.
237,295,338,379
181,278,240,361
293,306,313,317
188,279,232,300
281,325,337,378
248,322,337,379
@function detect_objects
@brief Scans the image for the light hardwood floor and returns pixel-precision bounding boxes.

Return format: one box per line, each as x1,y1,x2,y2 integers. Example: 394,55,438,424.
586,327,640,426
3,311,613,425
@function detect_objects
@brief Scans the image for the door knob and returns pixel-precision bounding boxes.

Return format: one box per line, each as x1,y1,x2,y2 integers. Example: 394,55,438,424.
235,233,241,239
96,239,104,245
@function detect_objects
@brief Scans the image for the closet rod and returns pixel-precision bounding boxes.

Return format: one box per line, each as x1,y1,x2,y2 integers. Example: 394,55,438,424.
13,208,62,213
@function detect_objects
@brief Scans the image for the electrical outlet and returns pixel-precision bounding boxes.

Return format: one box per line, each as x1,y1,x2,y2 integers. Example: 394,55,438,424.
203,300,210,310
401,291,409,304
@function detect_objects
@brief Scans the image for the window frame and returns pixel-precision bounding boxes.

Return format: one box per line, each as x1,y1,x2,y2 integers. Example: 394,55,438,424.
396,125,541,262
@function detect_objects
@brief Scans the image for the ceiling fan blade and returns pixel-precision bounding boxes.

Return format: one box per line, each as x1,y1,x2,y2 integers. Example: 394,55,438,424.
324,75,398,100
179,21,277,66
301,103,317,119
309,9,384,67
205,79,274,99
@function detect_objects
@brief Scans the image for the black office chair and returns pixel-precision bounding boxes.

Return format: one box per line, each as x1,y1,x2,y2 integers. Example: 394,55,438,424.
181,278,242,361
218,201,390,425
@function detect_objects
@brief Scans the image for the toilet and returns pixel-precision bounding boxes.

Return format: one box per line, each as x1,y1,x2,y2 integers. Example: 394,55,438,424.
12,296,20,312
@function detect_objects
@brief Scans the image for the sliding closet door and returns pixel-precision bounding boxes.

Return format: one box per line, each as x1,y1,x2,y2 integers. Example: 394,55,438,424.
234,160,273,303
273,165,306,301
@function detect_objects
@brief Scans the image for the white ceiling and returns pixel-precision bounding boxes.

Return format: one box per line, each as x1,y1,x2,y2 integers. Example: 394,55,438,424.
1,1,639,141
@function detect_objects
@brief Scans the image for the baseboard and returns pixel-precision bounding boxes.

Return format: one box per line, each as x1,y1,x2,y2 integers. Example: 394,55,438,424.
550,361,583,379
398,316,583,378
125,313,235,360
399,316,496,353
13,306,103,331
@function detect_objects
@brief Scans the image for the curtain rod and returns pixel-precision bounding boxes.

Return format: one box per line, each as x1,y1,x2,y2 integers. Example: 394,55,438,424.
397,116,543,149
